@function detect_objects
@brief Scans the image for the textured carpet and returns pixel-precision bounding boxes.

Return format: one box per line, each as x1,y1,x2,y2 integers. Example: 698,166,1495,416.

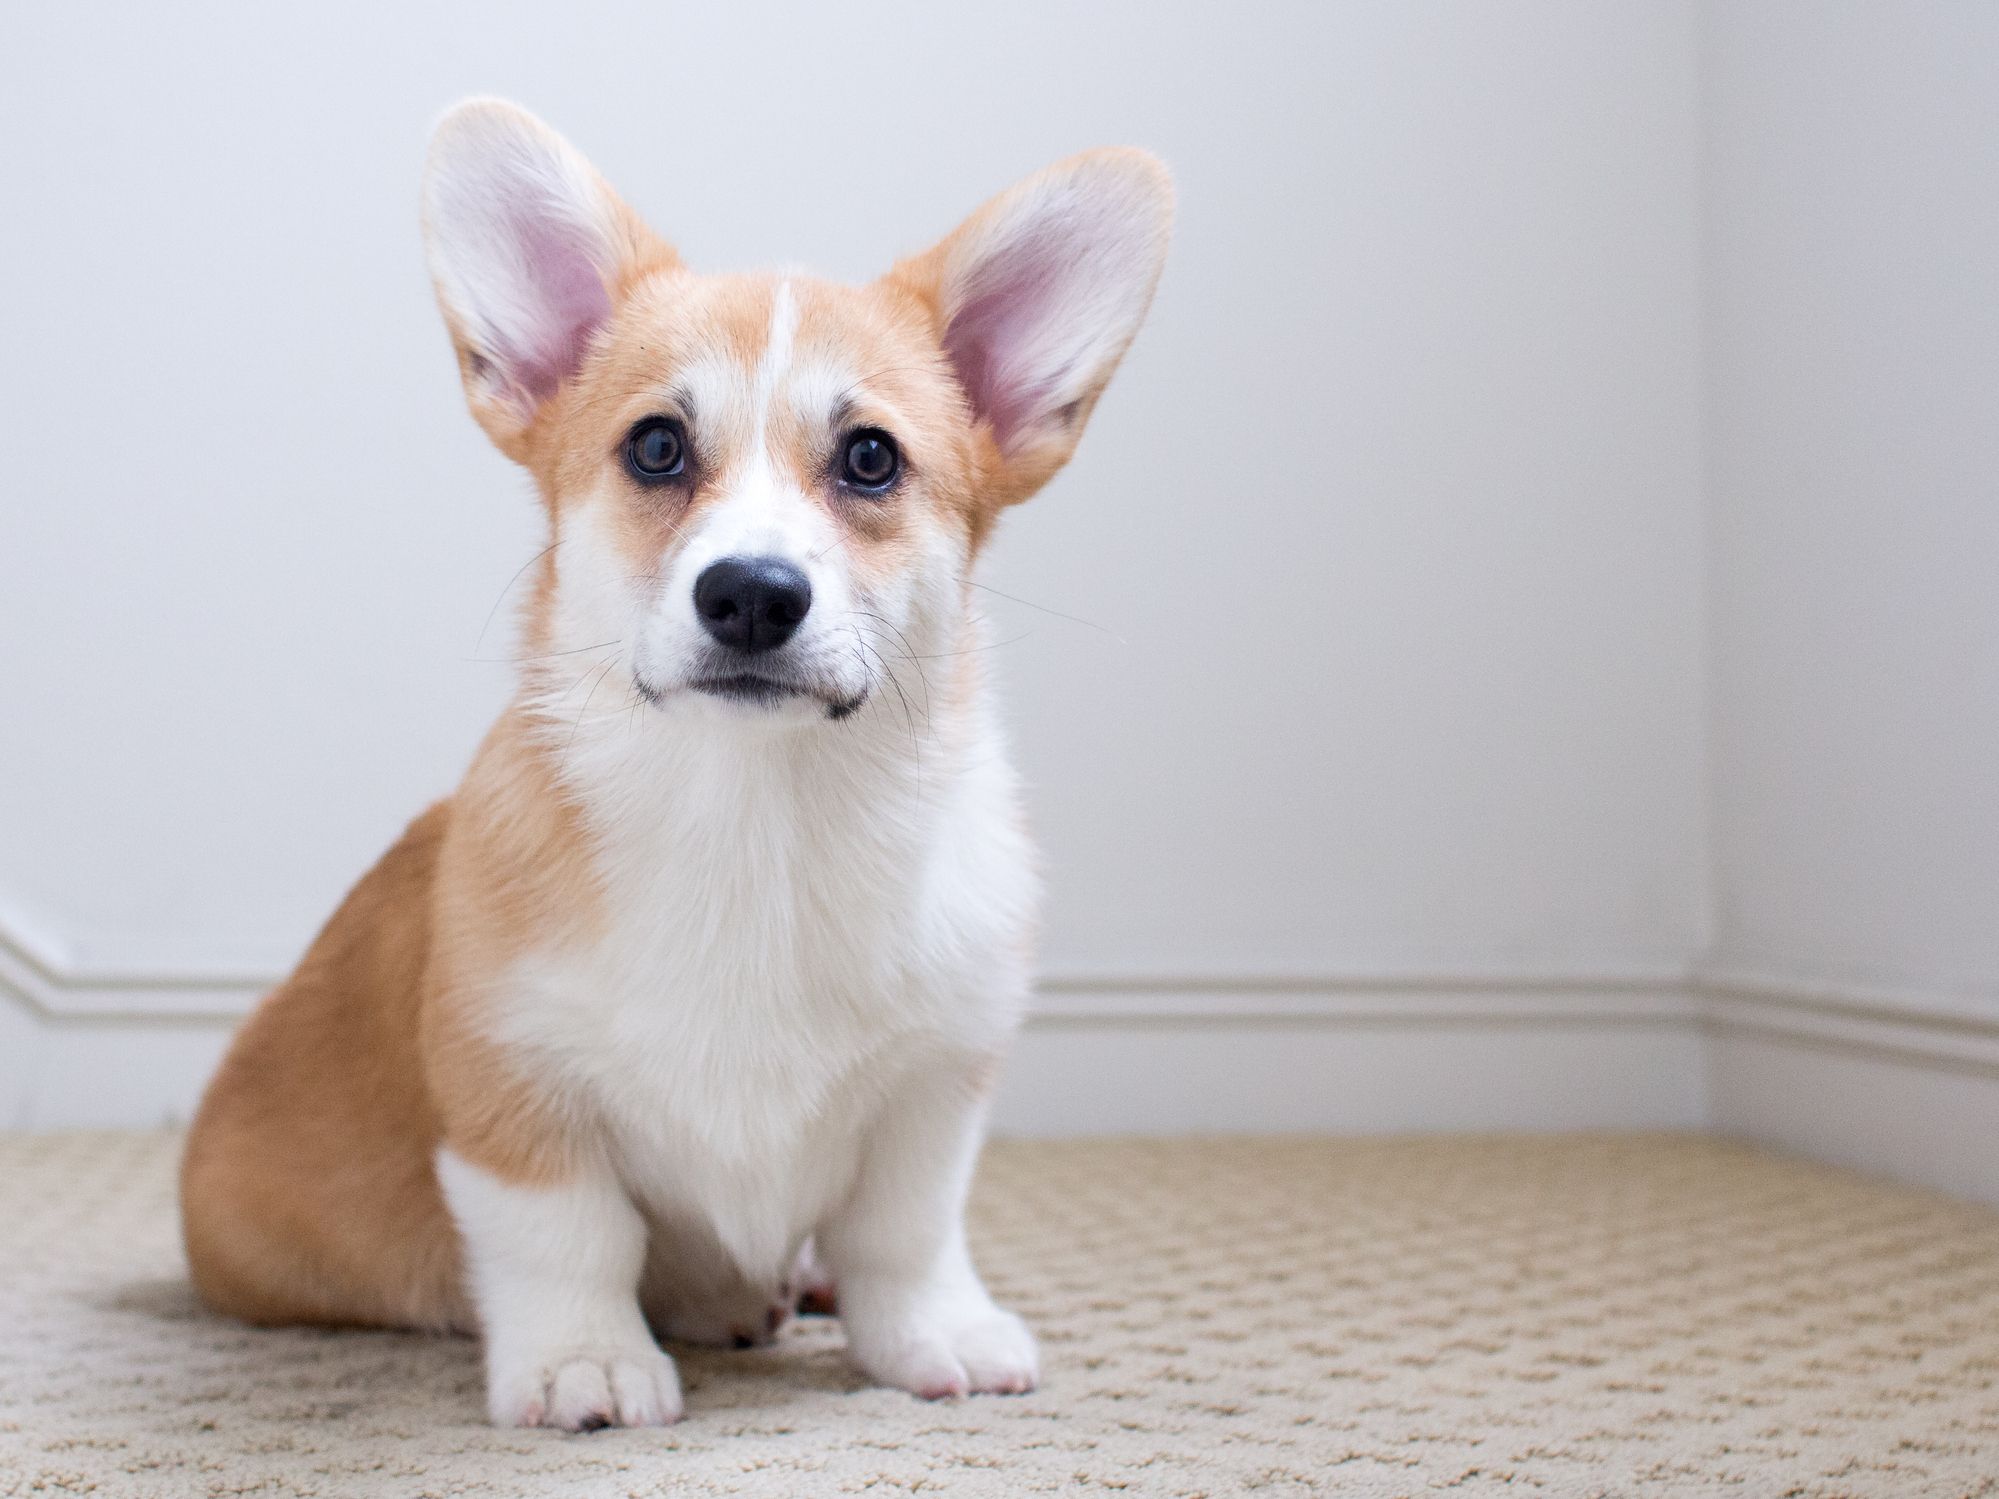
1,1134,1996,1497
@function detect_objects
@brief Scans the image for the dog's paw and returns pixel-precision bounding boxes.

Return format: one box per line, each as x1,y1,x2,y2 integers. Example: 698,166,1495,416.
953,1308,1039,1394
845,1299,1038,1399
488,1343,684,1430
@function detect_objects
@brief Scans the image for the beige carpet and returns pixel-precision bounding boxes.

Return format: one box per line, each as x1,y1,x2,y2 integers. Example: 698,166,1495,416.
2,1134,1996,1497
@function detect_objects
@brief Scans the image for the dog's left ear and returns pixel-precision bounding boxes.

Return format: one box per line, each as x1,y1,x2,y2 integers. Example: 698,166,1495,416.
889,149,1173,507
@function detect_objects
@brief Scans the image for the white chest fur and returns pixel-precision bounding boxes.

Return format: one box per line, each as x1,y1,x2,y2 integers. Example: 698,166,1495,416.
486,689,1038,1285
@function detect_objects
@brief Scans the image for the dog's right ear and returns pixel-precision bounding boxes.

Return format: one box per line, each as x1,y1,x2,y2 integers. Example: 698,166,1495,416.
421,99,675,461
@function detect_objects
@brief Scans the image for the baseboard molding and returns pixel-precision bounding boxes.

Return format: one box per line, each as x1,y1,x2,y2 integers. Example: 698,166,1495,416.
0,904,271,1021
1,969,1707,1134
2,904,1700,1023
1704,1029,1999,1205
1700,974,1999,1074
1694,969,1999,1206
7,908,1998,1204
1001,985,1708,1136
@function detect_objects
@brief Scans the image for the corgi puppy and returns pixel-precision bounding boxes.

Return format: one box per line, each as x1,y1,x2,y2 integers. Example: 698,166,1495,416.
180,98,1170,1431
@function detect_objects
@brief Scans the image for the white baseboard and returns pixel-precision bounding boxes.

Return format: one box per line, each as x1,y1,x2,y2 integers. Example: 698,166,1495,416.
1706,1031,1999,1205
1001,983,1706,1134
0,904,269,1021
1698,970,1999,1204
6,905,1999,1206
0,976,1707,1135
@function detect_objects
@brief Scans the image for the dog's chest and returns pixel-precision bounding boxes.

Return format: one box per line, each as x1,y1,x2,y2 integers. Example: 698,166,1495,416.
555,896,905,1272
499,732,1034,1274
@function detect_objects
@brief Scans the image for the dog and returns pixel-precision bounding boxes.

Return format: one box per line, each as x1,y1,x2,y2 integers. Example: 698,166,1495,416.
179,97,1171,1431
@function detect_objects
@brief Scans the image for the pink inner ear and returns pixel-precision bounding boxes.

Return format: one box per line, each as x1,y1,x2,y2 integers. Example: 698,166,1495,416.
498,207,613,404
941,225,1071,448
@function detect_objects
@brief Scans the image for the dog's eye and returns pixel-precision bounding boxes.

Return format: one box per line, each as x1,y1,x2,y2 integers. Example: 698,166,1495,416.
841,429,900,491
625,418,687,481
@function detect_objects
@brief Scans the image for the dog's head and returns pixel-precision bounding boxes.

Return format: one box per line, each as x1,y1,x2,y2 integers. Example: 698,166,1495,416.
421,100,1170,729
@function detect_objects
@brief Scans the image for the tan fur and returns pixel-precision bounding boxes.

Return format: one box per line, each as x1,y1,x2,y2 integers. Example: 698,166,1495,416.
181,803,468,1330
420,714,605,1185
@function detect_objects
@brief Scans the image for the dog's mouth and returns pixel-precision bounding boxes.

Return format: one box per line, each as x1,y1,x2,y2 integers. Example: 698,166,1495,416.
651,672,867,721
692,673,803,707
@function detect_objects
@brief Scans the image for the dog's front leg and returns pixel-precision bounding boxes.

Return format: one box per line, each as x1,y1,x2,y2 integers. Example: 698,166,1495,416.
818,1061,1038,1399
436,1149,682,1429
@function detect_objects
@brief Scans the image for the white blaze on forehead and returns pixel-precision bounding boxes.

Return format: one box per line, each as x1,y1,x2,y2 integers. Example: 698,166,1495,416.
751,279,858,449
752,280,798,444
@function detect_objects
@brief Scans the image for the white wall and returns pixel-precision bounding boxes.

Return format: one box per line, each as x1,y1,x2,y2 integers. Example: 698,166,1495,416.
1703,1,1999,1016
0,1,1707,997
16,5,1999,1202
1695,1,1999,1198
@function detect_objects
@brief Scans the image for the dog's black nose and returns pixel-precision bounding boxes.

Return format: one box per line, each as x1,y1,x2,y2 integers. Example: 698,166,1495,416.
694,557,812,654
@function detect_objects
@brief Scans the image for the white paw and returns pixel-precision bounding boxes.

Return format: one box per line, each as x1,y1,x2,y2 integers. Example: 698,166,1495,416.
488,1343,683,1430
953,1308,1040,1394
845,1300,1038,1399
